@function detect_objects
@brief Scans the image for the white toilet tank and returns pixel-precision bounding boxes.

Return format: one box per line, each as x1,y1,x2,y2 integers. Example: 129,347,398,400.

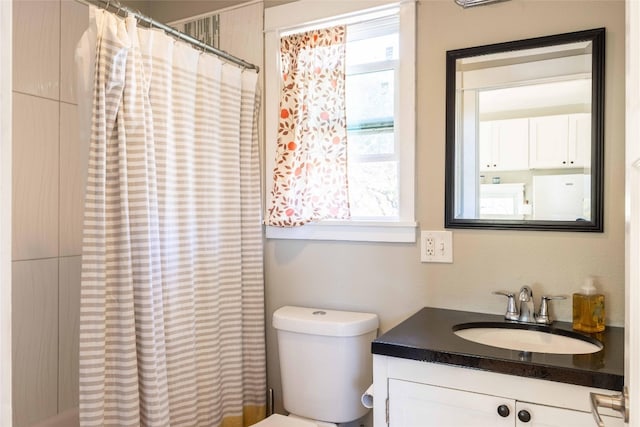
273,306,379,424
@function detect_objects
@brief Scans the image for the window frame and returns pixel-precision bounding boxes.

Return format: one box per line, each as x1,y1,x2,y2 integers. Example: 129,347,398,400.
264,0,416,242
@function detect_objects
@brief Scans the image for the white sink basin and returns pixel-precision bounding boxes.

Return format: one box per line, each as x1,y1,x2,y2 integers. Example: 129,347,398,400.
453,322,603,354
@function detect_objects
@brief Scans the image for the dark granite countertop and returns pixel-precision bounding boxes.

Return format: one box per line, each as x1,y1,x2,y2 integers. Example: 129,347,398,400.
372,307,624,391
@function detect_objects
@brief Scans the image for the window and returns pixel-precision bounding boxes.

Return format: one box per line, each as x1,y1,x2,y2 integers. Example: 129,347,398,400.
346,16,399,219
264,0,416,242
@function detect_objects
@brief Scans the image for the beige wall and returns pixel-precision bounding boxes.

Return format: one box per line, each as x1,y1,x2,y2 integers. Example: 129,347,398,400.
417,0,624,323
263,0,625,420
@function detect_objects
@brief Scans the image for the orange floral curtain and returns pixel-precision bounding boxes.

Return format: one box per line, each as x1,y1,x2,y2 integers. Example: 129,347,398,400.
267,25,350,227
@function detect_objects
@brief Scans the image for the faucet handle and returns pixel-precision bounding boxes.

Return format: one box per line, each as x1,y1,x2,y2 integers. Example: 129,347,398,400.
536,295,567,324
493,291,519,321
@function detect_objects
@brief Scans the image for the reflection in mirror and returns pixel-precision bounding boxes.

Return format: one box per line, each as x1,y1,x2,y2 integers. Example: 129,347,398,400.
445,28,605,231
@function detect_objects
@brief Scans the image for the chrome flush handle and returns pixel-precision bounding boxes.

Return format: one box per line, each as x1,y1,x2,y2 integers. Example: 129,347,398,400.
590,387,629,427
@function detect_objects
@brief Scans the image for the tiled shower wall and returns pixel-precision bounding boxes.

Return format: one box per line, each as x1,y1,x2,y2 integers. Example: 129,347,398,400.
12,1,89,426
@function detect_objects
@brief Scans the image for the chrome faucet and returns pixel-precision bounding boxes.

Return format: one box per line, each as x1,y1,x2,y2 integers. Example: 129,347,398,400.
494,287,566,325
517,286,535,323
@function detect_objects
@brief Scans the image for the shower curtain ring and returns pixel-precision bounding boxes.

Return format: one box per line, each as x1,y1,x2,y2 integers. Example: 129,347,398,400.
112,0,124,16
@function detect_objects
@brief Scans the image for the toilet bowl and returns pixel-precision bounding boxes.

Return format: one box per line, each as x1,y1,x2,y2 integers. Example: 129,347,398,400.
251,306,379,427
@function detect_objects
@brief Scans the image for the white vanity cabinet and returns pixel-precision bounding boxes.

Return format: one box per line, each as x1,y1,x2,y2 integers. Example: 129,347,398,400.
388,379,513,426
529,113,591,169
374,355,624,427
479,118,530,172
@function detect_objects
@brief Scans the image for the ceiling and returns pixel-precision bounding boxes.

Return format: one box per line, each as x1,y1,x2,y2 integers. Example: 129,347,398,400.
122,0,292,23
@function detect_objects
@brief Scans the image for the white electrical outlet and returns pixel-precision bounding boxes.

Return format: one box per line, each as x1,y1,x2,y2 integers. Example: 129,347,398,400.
420,230,453,263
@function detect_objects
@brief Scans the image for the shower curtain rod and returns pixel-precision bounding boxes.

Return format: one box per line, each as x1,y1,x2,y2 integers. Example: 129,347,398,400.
77,0,260,72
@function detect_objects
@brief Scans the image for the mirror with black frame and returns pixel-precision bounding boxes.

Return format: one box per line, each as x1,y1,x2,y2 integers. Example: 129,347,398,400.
444,28,605,231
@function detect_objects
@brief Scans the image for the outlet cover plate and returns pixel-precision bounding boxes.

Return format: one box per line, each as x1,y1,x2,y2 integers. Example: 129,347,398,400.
421,230,453,263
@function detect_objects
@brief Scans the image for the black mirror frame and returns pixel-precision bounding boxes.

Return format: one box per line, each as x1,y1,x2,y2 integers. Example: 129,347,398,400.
444,28,605,232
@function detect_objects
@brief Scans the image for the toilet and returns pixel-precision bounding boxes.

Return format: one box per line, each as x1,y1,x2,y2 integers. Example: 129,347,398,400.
253,306,379,427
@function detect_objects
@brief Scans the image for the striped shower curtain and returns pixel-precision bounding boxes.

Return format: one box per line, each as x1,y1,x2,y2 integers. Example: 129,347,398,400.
78,9,265,427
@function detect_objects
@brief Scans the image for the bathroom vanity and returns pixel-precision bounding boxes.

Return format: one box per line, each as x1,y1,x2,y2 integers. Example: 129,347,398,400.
371,307,624,426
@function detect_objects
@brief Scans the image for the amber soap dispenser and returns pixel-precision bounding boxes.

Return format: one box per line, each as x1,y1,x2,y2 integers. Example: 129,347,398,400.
572,277,605,333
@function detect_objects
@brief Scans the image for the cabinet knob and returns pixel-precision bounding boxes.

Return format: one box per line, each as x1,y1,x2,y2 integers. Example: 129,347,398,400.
517,409,532,422
497,404,510,418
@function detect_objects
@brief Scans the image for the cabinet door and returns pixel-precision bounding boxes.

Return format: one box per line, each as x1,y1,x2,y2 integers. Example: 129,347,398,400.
567,113,591,168
515,402,624,427
494,118,529,171
529,115,570,169
479,121,495,171
388,379,514,427
479,119,529,171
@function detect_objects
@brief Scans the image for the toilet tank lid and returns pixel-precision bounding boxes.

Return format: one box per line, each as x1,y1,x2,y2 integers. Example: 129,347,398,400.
273,306,379,337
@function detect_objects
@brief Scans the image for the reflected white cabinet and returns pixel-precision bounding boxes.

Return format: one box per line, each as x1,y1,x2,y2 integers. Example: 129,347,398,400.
529,113,590,169
479,118,529,171
373,355,624,427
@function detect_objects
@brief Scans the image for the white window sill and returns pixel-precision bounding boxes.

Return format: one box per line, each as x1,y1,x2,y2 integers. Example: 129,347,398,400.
265,220,417,243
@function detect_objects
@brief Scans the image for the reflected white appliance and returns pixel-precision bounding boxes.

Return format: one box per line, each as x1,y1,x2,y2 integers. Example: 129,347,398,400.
532,174,591,221
479,183,526,219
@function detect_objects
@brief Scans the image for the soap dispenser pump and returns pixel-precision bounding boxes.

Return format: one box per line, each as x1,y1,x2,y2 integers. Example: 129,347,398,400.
572,277,605,333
